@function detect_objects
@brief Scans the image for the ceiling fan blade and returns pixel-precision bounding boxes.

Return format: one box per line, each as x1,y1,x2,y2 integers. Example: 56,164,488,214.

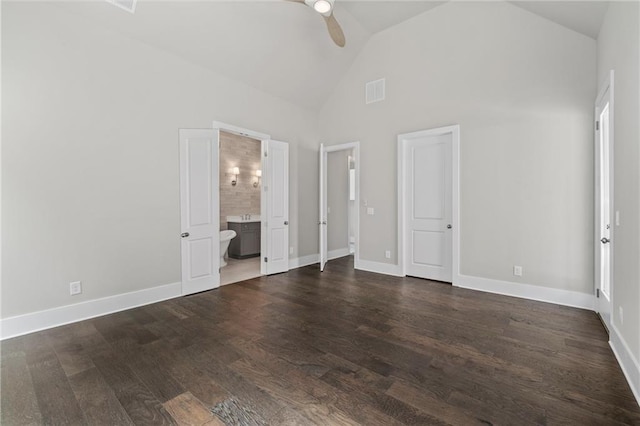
323,13,345,47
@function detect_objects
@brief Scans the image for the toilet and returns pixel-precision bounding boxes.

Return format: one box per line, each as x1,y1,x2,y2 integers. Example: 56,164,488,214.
220,230,237,267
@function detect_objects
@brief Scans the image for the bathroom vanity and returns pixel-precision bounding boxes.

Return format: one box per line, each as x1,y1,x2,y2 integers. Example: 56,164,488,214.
227,216,261,259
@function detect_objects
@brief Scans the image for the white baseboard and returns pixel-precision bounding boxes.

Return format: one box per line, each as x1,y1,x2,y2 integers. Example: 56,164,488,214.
328,247,351,260
454,274,594,310
289,254,319,269
356,259,403,277
610,324,640,405
0,282,181,340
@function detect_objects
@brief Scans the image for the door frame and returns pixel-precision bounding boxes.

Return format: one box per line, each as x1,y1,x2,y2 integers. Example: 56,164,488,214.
594,71,615,331
397,124,460,282
212,121,271,276
319,141,361,271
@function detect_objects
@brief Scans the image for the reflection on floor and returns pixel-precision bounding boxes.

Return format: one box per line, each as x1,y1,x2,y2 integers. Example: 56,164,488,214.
221,256,261,286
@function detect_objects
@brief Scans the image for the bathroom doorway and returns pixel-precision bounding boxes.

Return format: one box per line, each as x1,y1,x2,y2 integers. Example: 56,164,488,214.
219,130,263,285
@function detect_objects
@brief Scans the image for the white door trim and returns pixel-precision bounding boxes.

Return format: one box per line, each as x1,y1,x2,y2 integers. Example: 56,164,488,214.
211,121,271,276
320,141,361,270
397,125,460,283
594,70,615,331
212,121,270,141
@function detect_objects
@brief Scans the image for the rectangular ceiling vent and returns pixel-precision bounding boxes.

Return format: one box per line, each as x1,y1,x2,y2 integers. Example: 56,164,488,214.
366,78,385,104
106,0,137,14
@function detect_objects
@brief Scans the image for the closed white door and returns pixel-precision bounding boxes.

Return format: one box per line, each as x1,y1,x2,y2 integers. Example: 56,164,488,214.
265,140,290,275
319,144,328,271
595,71,614,332
402,131,453,282
179,129,220,295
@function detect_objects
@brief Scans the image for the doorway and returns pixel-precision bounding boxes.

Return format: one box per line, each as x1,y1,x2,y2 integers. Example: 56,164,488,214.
595,71,614,332
319,142,360,272
398,125,460,282
219,130,263,286
179,123,290,296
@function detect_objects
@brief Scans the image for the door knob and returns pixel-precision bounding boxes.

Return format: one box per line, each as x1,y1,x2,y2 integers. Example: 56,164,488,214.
284,221,289,225
181,232,190,238
447,224,452,229
601,237,610,244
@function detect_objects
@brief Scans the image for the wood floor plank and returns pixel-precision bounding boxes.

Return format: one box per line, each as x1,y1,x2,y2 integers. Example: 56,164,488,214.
228,336,398,426
91,352,177,425
68,367,134,425
163,392,219,426
1,349,43,425
386,380,490,425
2,256,638,425
141,339,230,409
22,333,87,425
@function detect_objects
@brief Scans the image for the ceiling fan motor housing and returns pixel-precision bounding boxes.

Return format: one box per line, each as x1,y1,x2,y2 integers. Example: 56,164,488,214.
305,0,335,16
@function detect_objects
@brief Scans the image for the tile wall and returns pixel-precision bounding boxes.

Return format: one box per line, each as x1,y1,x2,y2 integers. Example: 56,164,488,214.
219,131,261,230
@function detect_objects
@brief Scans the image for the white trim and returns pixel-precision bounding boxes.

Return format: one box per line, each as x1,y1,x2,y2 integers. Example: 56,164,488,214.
320,141,361,270
610,324,640,405
398,124,460,283
289,254,320,269
356,259,403,277
0,282,181,340
328,247,351,260
212,121,270,141
455,274,594,310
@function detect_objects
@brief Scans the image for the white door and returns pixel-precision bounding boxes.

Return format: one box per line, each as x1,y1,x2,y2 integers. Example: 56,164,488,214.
265,140,290,275
402,131,453,282
179,129,220,295
319,144,328,271
595,71,614,332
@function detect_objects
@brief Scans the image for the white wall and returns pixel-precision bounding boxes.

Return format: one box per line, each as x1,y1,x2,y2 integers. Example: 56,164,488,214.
1,2,319,318
319,1,597,294
597,0,640,377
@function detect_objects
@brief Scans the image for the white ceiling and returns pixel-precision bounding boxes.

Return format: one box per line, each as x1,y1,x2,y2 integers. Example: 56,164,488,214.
509,1,609,39
53,1,609,111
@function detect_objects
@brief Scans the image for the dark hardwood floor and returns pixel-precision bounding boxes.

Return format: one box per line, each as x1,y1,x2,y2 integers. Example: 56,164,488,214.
2,256,639,425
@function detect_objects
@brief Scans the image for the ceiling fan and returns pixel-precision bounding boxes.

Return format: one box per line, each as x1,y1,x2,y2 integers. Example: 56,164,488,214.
288,0,345,47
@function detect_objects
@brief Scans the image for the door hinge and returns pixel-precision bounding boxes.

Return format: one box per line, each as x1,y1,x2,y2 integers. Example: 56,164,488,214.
264,151,268,157
596,121,600,131
264,257,268,263
596,288,600,298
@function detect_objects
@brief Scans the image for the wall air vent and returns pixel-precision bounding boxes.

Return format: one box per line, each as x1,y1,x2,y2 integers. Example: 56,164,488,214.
106,0,137,14
365,78,385,104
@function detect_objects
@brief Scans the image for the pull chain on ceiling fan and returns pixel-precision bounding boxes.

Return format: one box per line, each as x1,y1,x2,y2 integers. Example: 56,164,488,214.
287,0,346,47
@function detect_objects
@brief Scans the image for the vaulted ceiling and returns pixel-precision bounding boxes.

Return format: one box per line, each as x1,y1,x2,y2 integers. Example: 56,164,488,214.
52,1,609,111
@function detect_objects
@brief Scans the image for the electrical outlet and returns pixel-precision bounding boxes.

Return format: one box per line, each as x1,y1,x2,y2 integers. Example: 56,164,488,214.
328,206,331,214
619,306,624,324
289,247,294,255
385,250,391,259
513,266,523,277
70,281,82,296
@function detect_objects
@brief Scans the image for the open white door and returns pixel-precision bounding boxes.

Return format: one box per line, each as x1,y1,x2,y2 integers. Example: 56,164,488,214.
265,140,290,275
179,129,220,295
595,71,614,333
319,143,328,271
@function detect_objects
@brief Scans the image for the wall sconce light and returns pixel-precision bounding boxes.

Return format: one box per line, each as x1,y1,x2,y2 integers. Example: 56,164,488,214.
254,169,262,188
231,167,239,186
